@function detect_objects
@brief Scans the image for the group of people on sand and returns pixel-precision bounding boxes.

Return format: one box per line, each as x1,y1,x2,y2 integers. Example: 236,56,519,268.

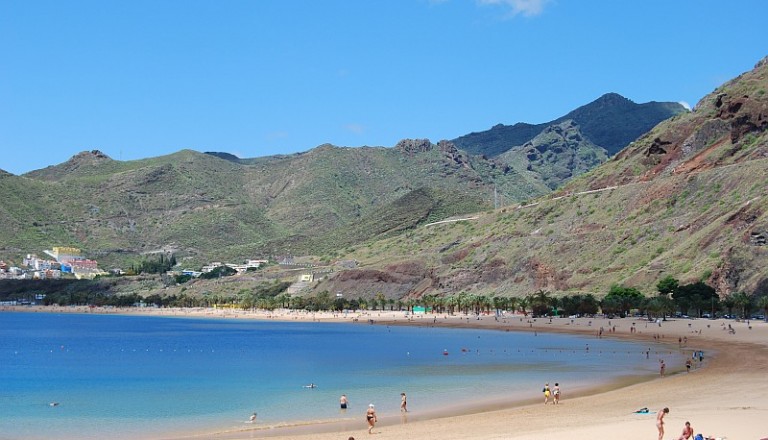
340,392,407,434
656,407,697,440
542,382,561,405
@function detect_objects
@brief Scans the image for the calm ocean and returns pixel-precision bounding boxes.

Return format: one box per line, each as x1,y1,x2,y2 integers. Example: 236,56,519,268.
0,312,681,439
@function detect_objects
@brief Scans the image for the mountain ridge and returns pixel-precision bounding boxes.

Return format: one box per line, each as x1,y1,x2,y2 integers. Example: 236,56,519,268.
451,92,686,158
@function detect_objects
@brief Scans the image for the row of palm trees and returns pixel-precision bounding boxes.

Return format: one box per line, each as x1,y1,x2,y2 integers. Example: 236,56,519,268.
54,281,764,321
282,288,768,320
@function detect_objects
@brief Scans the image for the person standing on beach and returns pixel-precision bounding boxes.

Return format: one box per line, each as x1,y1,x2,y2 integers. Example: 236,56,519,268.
543,383,551,404
340,394,348,410
659,359,666,377
366,404,377,434
552,383,561,404
400,392,408,412
656,407,669,440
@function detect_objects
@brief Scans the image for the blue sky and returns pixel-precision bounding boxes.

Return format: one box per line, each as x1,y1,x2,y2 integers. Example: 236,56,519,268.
1,0,766,175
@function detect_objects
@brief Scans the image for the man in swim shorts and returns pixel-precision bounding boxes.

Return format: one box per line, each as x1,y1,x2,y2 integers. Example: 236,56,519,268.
340,394,348,409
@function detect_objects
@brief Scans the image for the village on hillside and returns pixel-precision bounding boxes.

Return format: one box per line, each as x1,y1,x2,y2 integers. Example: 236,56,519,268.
0,246,272,283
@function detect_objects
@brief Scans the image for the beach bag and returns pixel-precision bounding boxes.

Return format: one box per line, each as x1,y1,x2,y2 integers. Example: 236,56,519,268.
694,434,703,440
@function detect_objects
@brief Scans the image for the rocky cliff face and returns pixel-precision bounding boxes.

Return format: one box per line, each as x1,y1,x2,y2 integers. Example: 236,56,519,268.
498,120,609,189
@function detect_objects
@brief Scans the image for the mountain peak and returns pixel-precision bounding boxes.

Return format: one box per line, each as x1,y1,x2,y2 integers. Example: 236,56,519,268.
69,149,111,163
395,138,433,155
594,92,634,104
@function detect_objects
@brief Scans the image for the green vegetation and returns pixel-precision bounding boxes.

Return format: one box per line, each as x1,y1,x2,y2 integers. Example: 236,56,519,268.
127,254,177,275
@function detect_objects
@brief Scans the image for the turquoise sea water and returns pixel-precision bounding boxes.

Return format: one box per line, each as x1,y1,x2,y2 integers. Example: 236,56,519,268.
0,312,682,439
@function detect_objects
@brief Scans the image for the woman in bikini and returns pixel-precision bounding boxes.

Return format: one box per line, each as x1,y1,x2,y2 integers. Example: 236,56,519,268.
366,404,377,434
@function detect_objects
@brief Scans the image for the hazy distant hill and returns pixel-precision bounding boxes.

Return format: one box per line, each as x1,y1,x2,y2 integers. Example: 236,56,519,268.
315,57,768,300
452,93,686,158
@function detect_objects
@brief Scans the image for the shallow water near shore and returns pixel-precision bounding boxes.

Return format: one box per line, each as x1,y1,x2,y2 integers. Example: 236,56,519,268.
0,312,684,439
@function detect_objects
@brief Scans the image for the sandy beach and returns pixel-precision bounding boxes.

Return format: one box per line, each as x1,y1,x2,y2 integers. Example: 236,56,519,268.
7,306,768,440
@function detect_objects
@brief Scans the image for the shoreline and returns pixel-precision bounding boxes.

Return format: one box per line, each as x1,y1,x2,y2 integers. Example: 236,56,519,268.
5,306,768,440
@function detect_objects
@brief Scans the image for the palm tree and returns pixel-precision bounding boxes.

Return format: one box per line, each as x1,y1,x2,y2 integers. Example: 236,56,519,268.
456,292,469,314
506,297,519,315
422,294,437,313
491,295,506,315
517,296,530,317
721,294,736,317
445,295,459,315
475,294,487,314
433,296,446,313
730,292,753,319
645,296,675,320
757,296,768,322
374,292,386,311
529,290,553,317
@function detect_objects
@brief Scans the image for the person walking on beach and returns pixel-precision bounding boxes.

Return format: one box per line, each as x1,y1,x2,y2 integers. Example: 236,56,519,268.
676,421,694,440
657,407,669,440
400,392,408,412
542,383,551,404
552,383,561,404
659,359,666,377
340,394,348,410
366,404,377,434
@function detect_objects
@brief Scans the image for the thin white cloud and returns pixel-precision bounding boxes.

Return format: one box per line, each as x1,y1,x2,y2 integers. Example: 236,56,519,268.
344,123,366,135
477,0,550,17
678,101,692,111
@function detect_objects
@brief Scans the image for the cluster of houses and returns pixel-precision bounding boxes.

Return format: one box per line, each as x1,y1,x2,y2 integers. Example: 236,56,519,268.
0,247,105,280
0,247,276,282
179,259,269,278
